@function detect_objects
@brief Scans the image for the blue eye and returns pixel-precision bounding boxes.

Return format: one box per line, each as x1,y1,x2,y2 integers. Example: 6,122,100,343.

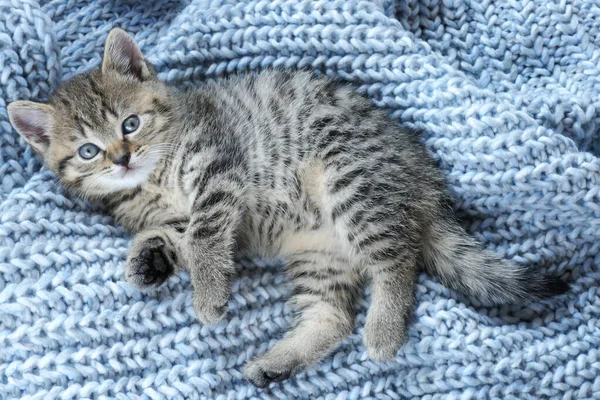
78,143,100,160
122,115,140,134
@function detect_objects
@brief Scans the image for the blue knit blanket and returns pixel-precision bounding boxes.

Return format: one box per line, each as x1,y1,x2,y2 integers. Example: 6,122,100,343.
1,0,599,398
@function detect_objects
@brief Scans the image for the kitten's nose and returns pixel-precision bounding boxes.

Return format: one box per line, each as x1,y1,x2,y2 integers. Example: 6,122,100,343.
113,152,131,167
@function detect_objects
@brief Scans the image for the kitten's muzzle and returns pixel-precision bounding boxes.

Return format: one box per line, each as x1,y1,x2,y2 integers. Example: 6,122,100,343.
112,151,131,167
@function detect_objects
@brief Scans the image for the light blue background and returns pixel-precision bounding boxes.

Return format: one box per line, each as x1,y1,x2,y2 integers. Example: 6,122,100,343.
1,1,599,398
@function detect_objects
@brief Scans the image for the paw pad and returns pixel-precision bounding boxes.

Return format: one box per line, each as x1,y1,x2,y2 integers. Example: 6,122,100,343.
126,237,172,288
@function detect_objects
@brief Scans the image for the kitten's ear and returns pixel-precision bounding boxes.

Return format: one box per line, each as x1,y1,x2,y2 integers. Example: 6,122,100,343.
102,28,153,80
7,101,54,154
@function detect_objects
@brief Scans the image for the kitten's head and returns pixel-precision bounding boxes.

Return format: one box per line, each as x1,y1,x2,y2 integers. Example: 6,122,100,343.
7,28,174,198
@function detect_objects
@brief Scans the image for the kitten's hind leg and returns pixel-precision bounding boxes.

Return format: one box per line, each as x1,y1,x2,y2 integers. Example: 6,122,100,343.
363,254,416,360
331,190,419,360
244,250,360,387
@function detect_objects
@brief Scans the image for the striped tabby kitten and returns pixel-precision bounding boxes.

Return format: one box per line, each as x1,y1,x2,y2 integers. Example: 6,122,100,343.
8,29,567,387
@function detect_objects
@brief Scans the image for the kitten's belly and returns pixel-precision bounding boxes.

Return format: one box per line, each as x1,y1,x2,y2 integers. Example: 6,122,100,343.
238,162,329,258
236,208,299,258
238,215,337,259
238,201,326,258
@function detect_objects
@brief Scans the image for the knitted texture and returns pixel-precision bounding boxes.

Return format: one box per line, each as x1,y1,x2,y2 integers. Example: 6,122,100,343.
1,0,600,398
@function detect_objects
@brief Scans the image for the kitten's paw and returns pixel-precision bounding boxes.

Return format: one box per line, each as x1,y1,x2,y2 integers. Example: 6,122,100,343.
364,318,407,361
193,296,227,325
125,237,173,289
244,356,293,388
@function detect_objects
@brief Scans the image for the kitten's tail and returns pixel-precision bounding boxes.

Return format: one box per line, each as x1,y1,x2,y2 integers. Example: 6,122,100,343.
422,208,568,304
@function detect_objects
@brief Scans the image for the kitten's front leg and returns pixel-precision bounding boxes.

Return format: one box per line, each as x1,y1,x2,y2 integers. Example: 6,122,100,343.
185,171,246,325
125,226,182,289
184,235,235,325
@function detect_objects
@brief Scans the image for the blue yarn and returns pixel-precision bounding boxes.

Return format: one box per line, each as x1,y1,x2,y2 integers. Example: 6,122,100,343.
1,0,600,398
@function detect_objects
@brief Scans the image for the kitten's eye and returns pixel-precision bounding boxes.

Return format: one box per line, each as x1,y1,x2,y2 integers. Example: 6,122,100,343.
78,143,100,160
122,115,140,134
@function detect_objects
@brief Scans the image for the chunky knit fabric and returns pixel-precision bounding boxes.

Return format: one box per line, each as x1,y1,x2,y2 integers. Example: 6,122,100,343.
1,0,599,398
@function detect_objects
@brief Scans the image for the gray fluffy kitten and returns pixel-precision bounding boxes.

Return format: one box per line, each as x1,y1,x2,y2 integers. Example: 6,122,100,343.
8,29,567,386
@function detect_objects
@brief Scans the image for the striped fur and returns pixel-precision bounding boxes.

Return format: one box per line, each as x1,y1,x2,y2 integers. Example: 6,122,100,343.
7,29,568,387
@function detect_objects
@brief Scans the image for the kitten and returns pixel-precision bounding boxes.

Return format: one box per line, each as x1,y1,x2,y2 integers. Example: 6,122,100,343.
7,29,568,387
